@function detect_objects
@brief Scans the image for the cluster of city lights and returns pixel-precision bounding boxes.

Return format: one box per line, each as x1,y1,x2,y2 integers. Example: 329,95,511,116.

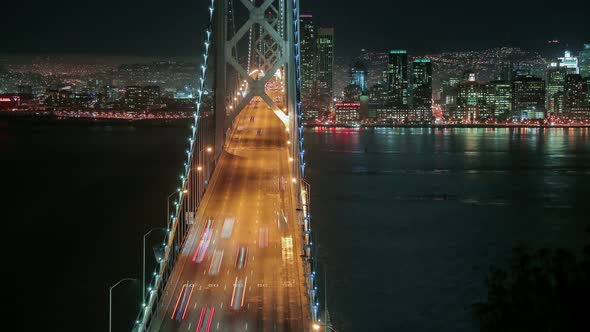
53,110,193,120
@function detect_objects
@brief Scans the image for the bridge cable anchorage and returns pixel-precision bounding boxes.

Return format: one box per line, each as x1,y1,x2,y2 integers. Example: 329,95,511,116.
132,1,216,331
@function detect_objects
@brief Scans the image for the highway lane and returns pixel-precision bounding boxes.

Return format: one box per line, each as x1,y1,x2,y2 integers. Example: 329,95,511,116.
152,99,306,332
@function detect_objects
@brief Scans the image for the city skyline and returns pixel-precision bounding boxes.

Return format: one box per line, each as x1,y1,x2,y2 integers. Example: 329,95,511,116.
3,2,590,332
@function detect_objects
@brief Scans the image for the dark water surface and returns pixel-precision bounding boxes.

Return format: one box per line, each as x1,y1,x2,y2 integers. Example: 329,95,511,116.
2,122,589,331
305,127,590,331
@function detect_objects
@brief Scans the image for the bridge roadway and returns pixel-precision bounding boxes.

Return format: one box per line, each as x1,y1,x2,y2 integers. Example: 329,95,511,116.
152,100,306,332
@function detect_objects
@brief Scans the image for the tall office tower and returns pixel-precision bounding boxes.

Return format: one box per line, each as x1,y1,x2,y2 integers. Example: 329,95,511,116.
512,75,546,118
386,50,409,108
546,63,567,113
486,81,512,117
300,14,316,98
350,60,368,93
456,74,487,121
317,27,335,101
564,74,588,110
558,50,579,74
411,58,432,109
440,77,459,106
579,44,590,78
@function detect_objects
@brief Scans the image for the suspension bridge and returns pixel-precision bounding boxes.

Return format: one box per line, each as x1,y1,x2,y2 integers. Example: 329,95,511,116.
130,1,320,331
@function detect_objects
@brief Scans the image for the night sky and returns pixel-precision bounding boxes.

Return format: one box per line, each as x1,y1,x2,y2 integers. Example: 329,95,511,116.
3,0,589,57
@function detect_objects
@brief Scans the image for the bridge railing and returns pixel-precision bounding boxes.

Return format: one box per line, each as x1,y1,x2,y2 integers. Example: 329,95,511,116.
132,1,216,330
288,0,321,325
290,0,320,324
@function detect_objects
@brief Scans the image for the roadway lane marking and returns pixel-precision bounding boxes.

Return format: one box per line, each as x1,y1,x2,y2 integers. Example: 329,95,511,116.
217,322,220,330
188,322,191,330
245,323,248,330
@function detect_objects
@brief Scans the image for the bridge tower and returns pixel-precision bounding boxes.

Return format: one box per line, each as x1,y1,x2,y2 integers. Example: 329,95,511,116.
213,0,303,184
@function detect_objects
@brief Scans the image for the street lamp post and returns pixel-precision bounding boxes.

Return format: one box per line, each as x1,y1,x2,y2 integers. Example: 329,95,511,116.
312,322,338,332
143,227,166,302
196,145,213,176
109,277,137,332
167,189,188,227
195,146,214,199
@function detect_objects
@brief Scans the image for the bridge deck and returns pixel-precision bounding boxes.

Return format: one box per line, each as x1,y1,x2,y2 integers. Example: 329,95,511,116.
152,100,307,332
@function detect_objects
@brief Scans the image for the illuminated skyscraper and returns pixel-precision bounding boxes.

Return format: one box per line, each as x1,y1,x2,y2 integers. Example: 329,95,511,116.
486,81,512,117
512,75,545,118
440,77,459,107
350,60,368,93
456,74,487,122
579,44,590,78
317,27,334,100
411,58,432,109
564,74,588,110
300,14,316,98
386,50,408,108
546,63,567,113
558,50,579,74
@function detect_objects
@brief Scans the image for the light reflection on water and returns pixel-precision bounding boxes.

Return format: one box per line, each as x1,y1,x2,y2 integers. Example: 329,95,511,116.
306,127,590,332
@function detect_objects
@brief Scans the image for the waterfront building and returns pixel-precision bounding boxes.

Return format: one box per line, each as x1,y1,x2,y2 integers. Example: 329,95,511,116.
512,75,545,119
486,81,512,118
334,102,360,123
546,63,567,113
455,73,487,122
385,50,409,108
564,74,588,111
411,58,432,110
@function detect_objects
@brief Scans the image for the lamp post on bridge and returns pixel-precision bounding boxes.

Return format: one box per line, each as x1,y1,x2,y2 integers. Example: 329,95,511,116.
195,146,214,200
312,322,338,332
109,277,137,332
196,145,214,179
142,227,167,303
167,189,188,227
